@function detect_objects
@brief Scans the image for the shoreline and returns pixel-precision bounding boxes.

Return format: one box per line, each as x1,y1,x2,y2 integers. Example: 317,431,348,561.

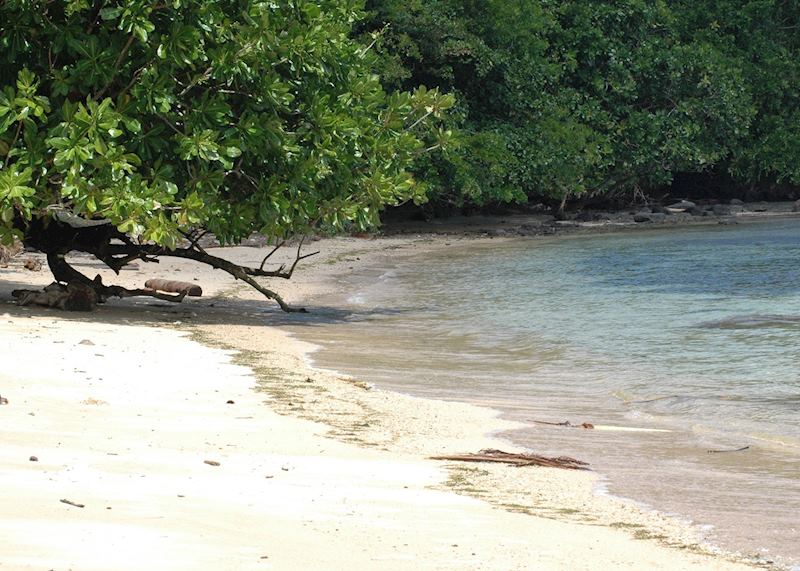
251,227,791,568
0,215,789,569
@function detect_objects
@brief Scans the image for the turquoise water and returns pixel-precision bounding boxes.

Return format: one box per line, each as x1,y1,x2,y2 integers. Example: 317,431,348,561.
289,219,800,566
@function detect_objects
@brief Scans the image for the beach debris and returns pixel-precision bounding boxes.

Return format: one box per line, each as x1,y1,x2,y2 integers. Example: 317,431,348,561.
0,241,22,265
23,258,43,271
204,460,221,466
29,456,38,462
0,394,8,405
666,200,696,213
144,279,203,297
60,499,85,508
226,400,235,404
79,339,95,346
431,449,590,470
532,420,595,429
350,380,374,391
707,446,750,454
626,395,679,404
13,282,98,311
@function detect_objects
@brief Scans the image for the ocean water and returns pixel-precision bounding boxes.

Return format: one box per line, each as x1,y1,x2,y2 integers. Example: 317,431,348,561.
288,219,800,566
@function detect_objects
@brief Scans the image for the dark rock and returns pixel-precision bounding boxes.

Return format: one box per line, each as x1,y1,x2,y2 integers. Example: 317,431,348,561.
613,213,634,223
793,200,800,212
518,222,541,232
649,213,667,223
650,204,670,214
748,202,769,212
669,213,693,223
29,456,38,462
687,207,705,216
575,211,611,222
712,204,732,216
730,204,744,214
633,212,652,223
730,198,745,205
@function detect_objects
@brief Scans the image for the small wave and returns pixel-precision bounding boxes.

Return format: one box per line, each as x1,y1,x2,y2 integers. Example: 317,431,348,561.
697,314,800,329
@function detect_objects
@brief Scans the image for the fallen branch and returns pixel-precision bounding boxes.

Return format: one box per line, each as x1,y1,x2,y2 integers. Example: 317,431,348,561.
17,214,314,312
532,420,595,429
60,498,85,508
707,446,750,454
430,448,590,470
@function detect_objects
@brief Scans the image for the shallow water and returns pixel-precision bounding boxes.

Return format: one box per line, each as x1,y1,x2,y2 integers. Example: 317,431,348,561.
288,219,800,567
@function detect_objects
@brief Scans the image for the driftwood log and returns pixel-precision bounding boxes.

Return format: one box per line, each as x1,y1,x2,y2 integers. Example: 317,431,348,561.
144,279,202,297
430,448,590,470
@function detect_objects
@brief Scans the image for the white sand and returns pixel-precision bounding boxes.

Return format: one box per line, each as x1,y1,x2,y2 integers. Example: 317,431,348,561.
0,239,760,570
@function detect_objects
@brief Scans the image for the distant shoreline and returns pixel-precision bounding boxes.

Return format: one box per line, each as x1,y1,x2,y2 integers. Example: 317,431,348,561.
378,200,800,239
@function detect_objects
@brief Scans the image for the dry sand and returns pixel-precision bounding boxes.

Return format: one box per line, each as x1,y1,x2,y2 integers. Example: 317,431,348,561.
0,236,763,570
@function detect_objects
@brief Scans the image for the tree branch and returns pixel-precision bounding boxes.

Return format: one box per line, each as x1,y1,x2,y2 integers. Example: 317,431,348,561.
259,239,286,270
18,214,314,312
95,34,136,100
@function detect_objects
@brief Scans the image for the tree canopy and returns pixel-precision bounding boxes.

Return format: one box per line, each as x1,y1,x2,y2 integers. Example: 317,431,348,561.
360,0,800,210
0,0,451,309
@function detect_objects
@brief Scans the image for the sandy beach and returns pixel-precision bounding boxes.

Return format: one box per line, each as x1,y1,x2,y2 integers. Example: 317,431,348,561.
0,231,767,570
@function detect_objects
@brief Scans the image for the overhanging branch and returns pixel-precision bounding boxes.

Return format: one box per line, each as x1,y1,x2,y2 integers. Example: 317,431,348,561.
16,213,315,312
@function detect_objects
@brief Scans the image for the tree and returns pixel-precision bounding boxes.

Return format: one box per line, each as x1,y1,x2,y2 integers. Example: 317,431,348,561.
0,0,452,311
362,0,798,211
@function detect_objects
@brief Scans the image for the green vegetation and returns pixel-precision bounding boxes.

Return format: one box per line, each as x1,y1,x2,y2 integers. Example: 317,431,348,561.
1,1,798,307
360,0,800,210
0,0,454,246
0,0,450,308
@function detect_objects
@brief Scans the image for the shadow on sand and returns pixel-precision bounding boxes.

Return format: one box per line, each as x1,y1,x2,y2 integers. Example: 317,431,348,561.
0,277,407,331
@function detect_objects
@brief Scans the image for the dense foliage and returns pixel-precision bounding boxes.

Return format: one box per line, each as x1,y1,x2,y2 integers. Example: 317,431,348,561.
361,0,800,209
1,0,798,292
0,0,452,249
